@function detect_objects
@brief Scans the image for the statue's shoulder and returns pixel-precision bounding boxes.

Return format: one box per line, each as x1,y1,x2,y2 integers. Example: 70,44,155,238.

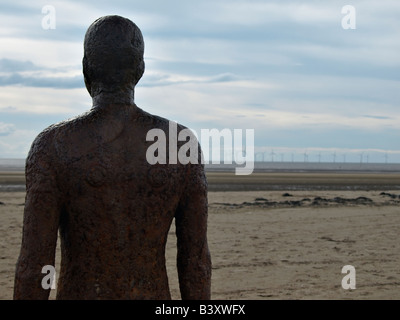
34,110,92,141
28,110,94,163
135,107,203,167
135,108,169,127
27,118,68,157
25,118,69,170
135,107,191,134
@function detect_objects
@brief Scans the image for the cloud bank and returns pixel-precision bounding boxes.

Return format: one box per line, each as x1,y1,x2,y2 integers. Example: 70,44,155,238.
0,0,399,161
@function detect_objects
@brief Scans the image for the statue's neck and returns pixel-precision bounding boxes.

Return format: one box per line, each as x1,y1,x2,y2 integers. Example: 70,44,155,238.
92,89,135,109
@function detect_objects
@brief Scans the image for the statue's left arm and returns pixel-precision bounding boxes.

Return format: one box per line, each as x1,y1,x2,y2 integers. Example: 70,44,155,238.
14,132,62,299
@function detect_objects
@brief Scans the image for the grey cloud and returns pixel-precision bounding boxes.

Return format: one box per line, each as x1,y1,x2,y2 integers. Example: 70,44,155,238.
363,115,392,120
209,73,240,82
0,59,38,72
140,72,241,88
0,122,16,136
0,58,84,89
0,58,238,89
0,72,84,89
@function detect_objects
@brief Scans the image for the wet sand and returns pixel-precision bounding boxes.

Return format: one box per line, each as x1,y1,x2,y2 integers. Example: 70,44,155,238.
206,171,400,191
1,171,399,299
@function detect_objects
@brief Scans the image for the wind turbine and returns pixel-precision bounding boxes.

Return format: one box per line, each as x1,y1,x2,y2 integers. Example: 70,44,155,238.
359,153,363,164
384,153,389,164
318,152,322,163
332,151,336,163
303,151,308,163
270,149,276,162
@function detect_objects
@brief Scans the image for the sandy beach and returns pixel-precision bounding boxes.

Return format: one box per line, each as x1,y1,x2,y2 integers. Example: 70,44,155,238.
1,171,400,300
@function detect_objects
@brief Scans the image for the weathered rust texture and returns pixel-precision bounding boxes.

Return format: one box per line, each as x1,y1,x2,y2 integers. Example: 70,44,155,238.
14,15,211,300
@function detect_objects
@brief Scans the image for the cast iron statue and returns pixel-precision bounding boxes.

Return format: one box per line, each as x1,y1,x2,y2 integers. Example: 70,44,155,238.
14,15,211,300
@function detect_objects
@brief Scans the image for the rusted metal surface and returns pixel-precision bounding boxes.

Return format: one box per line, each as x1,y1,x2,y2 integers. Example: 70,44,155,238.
14,15,211,300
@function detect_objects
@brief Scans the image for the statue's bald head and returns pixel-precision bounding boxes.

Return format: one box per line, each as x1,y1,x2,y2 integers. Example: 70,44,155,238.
83,15,145,97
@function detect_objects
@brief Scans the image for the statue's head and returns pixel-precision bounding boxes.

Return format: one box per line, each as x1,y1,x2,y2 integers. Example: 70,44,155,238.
83,15,145,97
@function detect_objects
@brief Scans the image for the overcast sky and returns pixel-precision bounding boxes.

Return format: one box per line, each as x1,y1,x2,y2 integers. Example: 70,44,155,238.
0,0,399,163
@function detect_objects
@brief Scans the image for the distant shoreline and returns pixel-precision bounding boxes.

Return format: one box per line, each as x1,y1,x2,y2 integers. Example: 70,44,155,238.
1,160,400,173
1,170,399,192
207,161,400,174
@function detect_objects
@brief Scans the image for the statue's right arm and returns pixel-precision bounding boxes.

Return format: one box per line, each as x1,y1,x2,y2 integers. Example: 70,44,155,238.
13,133,62,299
175,162,211,300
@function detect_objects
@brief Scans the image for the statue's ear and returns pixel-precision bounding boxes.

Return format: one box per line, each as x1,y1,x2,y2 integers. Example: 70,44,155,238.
134,59,145,85
82,56,92,96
